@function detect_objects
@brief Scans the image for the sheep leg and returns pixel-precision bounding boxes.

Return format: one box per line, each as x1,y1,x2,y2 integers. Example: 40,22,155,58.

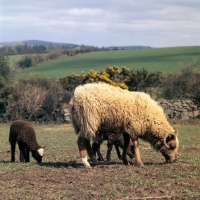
132,139,144,167
92,142,97,157
107,135,122,161
77,136,90,167
121,132,130,165
106,141,113,162
126,140,135,159
127,146,135,159
114,144,122,160
77,136,98,167
85,139,98,164
10,141,16,162
25,147,30,162
18,142,25,162
92,142,104,161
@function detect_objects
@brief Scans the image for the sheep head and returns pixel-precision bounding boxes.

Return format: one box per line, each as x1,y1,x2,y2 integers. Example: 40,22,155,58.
31,146,45,163
160,130,179,163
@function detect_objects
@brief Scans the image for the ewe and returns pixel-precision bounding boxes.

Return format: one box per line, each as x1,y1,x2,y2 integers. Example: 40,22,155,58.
70,83,179,167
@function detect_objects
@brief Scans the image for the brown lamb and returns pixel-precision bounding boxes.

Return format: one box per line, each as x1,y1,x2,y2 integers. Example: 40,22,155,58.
9,120,45,163
92,133,134,162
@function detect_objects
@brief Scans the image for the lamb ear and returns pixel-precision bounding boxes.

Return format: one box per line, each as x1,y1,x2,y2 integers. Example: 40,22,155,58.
42,146,46,149
37,148,44,156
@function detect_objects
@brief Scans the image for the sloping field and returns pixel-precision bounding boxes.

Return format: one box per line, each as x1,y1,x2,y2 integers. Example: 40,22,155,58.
16,46,200,78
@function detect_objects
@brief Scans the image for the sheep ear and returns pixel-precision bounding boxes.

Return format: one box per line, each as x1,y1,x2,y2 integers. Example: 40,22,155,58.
37,148,44,156
174,129,178,136
164,134,175,148
42,146,46,149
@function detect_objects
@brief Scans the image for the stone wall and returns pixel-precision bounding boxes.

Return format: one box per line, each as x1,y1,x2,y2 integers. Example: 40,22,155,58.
158,99,200,120
62,106,71,123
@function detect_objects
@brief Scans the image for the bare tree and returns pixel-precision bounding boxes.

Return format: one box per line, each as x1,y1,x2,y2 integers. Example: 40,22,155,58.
6,75,71,122
18,83,47,120
6,82,47,121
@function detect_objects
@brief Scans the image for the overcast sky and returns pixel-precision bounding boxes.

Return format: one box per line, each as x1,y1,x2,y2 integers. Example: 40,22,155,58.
0,0,200,47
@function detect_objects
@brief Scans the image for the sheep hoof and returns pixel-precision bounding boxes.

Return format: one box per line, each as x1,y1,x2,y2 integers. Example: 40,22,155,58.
82,156,91,167
123,161,130,166
137,163,144,167
90,156,98,164
121,157,129,165
83,163,91,168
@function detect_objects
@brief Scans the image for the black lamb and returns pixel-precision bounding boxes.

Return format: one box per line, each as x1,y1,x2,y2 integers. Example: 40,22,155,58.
9,120,45,163
92,133,135,162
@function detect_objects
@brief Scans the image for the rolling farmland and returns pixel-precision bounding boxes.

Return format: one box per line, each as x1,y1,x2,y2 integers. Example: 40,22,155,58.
15,46,200,78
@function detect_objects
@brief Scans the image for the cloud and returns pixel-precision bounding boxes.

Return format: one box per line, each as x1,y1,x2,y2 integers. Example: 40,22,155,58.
0,0,200,47
67,8,102,16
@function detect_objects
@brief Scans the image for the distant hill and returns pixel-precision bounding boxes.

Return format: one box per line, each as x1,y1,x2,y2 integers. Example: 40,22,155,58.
107,46,152,50
0,40,80,48
0,40,152,50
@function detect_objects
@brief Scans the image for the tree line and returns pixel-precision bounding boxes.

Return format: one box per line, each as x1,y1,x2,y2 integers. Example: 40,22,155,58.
0,52,200,122
0,43,100,55
1,44,101,69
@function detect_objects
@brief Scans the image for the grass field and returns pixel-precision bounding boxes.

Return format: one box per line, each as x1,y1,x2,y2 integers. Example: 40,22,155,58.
15,46,200,79
8,54,25,69
8,54,48,69
0,122,200,199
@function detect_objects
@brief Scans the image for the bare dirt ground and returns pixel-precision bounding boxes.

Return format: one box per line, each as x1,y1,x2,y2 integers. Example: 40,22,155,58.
0,147,199,200
0,123,199,199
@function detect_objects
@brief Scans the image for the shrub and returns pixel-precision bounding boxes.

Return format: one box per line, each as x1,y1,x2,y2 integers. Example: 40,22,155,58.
6,75,71,122
161,60,200,99
0,53,11,89
17,56,32,69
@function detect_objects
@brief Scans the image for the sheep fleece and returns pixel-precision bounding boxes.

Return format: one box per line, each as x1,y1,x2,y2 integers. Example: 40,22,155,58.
70,83,174,140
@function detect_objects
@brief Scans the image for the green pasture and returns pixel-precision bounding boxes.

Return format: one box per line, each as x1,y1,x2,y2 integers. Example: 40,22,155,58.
8,53,48,69
0,123,200,199
8,54,25,69
16,46,200,79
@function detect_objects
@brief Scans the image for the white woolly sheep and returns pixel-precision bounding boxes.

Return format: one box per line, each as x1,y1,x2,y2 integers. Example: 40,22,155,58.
9,120,45,163
69,82,179,167
92,132,134,162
